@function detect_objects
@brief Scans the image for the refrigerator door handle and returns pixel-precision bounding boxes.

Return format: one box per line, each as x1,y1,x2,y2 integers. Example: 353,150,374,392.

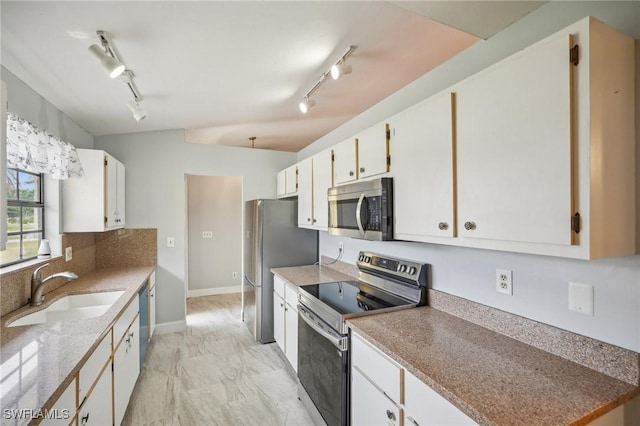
244,275,261,288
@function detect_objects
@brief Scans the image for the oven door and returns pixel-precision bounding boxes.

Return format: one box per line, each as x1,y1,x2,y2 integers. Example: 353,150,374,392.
298,305,349,426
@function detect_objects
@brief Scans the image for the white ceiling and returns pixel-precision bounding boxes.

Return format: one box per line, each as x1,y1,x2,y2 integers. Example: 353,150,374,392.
1,1,545,152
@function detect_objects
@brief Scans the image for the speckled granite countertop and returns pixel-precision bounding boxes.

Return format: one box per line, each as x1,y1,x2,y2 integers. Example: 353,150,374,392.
271,264,356,287
0,266,155,424
348,307,640,426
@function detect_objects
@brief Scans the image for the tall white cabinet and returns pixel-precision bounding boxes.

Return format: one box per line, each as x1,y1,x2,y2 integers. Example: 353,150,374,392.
62,149,125,232
297,149,332,231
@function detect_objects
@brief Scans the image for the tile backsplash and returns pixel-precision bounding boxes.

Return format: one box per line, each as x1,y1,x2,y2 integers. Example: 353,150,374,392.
0,228,157,317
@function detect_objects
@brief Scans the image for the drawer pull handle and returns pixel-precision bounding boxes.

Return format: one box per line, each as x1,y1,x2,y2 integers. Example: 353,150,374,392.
349,171,354,176
464,221,476,230
438,222,449,230
386,410,395,421
81,412,90,425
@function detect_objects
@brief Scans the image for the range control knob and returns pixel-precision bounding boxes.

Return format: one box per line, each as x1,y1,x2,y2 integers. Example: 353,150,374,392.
358,254,365,262
408,266,417,275
364,256,372,263
398,264,408,273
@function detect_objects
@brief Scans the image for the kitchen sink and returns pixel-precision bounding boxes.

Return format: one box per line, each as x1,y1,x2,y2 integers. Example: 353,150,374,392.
8,291,125,327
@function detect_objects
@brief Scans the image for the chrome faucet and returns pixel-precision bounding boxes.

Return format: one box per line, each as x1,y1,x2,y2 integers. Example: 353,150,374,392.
30,263,78,306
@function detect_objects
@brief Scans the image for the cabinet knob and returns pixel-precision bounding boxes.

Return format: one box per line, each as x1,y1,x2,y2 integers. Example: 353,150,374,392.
81,413,90,425
280,303,284,307
386,410,395,421
464,221,476,230
359,167,365,173
313,219,317,223
307,218,311,222
438,222,449,230
349,171,354,176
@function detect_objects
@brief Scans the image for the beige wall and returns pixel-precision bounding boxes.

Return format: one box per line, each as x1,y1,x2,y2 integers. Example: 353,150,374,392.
186,175,242,294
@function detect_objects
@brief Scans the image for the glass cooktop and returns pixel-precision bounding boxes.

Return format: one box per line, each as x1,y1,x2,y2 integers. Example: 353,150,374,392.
299,280,414,316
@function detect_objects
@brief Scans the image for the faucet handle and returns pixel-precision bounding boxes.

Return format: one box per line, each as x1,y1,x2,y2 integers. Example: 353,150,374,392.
33,263,50,280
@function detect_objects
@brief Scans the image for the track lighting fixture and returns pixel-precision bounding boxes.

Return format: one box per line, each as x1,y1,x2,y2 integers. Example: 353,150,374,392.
127,100,147,122
330,61,352,80
88,31,125,79
299,97,316,114
89,30,148,122
298,46,355,113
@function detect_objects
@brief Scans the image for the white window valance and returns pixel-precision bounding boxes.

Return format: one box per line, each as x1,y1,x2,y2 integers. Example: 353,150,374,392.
6,112,84,179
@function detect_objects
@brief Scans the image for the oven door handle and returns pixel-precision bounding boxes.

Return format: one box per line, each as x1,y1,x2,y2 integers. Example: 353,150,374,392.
299,306,347,351
355,193,366,235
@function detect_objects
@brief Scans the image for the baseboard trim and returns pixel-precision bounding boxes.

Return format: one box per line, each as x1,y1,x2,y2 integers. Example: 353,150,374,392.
153,320,187,334
187,286,240,298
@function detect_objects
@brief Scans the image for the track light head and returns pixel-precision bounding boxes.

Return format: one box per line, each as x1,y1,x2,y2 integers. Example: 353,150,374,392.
330,62,352,80
299,98,316,114
127,100,147,122
89,44,125,78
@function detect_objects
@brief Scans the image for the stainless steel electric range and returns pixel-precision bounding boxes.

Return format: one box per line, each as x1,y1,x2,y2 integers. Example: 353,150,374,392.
296,252,429,426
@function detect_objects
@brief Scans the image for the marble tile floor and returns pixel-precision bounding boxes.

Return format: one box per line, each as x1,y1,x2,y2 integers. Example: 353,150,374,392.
122,293,315,426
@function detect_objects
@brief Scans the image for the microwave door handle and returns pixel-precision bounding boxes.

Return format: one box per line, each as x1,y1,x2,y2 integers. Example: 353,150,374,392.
356,193,366,234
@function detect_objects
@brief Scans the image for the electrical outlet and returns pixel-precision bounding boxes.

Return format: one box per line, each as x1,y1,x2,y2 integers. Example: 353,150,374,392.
232,272,238,279
65,246,73,262
202,231,213,239
167,237,175,247
496,269,513,295
339,241,344,252
569,282,594,316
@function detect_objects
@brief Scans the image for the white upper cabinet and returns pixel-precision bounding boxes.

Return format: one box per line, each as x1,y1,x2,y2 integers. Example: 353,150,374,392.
333,138,358,185
456,32,573,246
391,92,456,240
285,165,298,195
357,123,390,179
297,157,313,227
276,170,286,198
333,124,390,186
62,149,125,232
298,149,333,231
311,149,332,230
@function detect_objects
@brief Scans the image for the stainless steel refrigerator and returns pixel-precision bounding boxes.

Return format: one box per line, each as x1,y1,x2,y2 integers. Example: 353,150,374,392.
243,199,318,343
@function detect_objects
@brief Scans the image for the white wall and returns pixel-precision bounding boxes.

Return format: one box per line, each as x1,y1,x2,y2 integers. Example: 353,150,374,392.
1,67,94,255
186,175,243,295
94,130,296,326
303,2,640,352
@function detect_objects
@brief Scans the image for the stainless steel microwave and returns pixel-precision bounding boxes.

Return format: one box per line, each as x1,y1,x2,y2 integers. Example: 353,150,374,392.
327,177,393,241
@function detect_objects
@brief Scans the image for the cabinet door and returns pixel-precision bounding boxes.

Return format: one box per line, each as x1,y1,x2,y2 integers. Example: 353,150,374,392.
312,149,332,231
105,153,118,229
114,315,140,426
116,160,125,227
79,332,111,404
357,123,389,179
404,369,477,425
149,276,156,339
285,165,298,195
351,367,401,426
77,365,112,426
333,138,358,185
276,170,286,198
391,92,456,240
40,378,76,426
273,292,285,354
456,33,574,245
297,158,313,227
284,302,298,373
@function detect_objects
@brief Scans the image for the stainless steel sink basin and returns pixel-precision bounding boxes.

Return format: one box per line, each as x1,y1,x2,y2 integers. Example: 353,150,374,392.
8,291,125,327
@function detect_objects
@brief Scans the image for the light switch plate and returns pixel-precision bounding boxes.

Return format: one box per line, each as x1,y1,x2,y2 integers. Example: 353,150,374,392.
202,231,213,239
167,237,175,248
568,282,594,316
65,246,72,262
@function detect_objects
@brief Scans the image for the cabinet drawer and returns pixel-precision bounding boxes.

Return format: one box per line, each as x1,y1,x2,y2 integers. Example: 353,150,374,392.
351,331,402,403
273,275,285,298
113,295,138,347
78,331,111,404
284,283,298,308
351,367,401,426
405,369,477,426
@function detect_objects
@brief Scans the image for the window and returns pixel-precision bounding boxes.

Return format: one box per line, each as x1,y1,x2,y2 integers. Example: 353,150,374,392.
1,168,44,267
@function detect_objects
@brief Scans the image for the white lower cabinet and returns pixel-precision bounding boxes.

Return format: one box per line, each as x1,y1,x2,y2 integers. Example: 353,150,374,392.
77,364,112,426
351,367,401,426
351,331,477,426
273,275,299,372
404,369,476,426
40,378,76,426
114,314,140,426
